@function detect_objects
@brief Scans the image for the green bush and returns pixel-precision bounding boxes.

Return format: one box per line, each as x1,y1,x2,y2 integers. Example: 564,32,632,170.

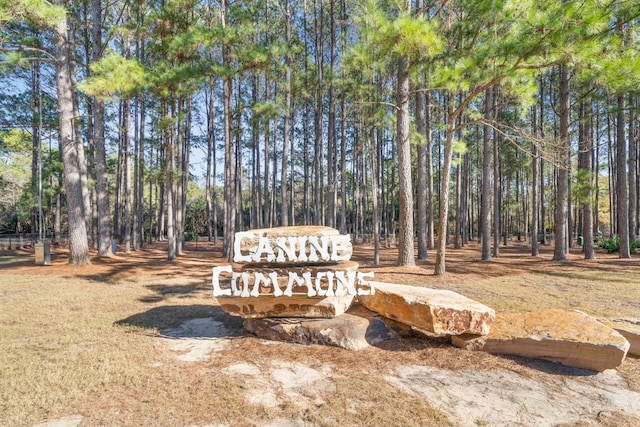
596,235,640,253
184,231,198,241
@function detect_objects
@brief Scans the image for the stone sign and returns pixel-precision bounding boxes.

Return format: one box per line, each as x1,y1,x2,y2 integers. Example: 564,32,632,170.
212,226,374,318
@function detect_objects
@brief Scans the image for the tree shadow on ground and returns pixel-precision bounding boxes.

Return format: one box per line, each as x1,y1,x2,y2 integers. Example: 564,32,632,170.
501,354,597,376
115,304,245,334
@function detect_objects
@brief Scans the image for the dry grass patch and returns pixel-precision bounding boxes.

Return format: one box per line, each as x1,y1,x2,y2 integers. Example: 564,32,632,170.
1,242,639,426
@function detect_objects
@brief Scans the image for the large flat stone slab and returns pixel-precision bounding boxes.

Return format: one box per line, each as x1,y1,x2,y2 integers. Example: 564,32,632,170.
600,318,640,357
358,281,495,336
452,310,630,372
243,306,397,350
216,294,355,319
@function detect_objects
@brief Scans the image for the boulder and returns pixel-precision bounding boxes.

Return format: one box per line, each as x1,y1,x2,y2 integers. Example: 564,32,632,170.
243,306,397,350
452,310,630,372
358,281,495,336
216,294,355,319
600,318,640,357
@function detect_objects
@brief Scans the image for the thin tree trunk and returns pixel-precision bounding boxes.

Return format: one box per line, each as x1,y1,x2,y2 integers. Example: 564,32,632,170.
313,0,324,225
617,95,630,258
281,0,292,227
206,83,214,241
579,100,595,259
629,93,637,241
434,120,455,276
123,95,132,253
531,102,539,256
222,0,235,259
165,102,176,261
481,87,492,260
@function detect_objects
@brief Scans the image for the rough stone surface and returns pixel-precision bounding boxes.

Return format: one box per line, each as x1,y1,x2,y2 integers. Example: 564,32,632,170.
159,318,240,362
600,318,640,357
358,281,495,336
243,307,397,350
217,294,355,319
452,310,630,372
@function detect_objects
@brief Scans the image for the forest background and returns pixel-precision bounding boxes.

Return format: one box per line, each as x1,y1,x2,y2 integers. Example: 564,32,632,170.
1,0,640,274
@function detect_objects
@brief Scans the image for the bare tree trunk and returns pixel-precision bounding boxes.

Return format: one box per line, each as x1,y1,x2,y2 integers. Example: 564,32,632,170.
493,117,500,257
396,54,415,266
539,77,547,246
206,83,214,241
617,95,630,258
481,88,493,260
313,0,324,225
579,100,595,259
426,92,435,250
629,93,637,241
54,4,90,265
31,60,41,238
553,65,570,261
416,86,427,260
370,126,381,264
123,95,132,253
222,0,235,259
531,102,539,257
165,102,176,261
281,0,292,227
136,93,145,249
434,120,455,276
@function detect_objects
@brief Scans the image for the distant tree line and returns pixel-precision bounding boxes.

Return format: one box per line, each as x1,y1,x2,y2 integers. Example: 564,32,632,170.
1,0,639,273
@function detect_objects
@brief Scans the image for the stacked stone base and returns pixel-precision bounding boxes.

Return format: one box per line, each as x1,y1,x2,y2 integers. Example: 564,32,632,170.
214,226,631,371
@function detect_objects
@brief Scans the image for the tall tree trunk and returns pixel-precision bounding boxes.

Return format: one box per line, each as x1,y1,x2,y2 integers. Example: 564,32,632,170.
426,92,435,250
136,93,145,250
629,93,637,241
553,65,570,261
53,3,90,265
617,95,630,258
579,100,595,259
175,99,184,255
206,82,214,241
313,0,324,225
434,119,455,276
281,0,292,227
531,102,539,257
396,54,415,266
481,88,493,260
326,0,337,228
123,96,132,253
222,0,235,259
31,60,41,238
492,104,500,258
165,102,176,261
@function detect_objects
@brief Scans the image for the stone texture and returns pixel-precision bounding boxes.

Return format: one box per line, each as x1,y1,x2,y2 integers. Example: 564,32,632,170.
358,281,495,336
452,310,630,372
600,318,640,357
217,294,355,319
243,305,397,350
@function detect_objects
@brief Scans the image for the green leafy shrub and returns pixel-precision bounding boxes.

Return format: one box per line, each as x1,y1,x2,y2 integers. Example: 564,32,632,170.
184,231,198,241
597,235,640,253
